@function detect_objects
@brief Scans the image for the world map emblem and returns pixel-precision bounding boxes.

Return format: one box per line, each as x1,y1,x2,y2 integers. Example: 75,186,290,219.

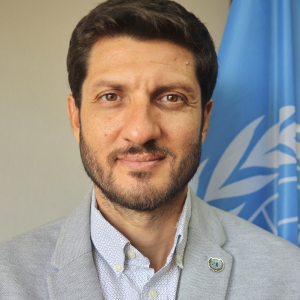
191,106,300,246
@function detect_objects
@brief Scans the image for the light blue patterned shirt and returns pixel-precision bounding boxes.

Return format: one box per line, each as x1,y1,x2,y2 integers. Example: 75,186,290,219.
91,188,192,300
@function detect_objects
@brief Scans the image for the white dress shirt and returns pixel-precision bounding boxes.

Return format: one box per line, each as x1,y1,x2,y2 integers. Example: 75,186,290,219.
90,188,192,300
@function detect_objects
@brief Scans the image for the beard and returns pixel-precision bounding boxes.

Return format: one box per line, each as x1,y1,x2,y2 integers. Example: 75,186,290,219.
79,130,202,212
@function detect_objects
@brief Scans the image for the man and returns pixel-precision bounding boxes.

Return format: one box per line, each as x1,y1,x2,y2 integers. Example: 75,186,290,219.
1,0,300,299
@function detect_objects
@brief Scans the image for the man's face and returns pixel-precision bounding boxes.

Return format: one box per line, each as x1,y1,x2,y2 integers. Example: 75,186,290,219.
68,36,212,211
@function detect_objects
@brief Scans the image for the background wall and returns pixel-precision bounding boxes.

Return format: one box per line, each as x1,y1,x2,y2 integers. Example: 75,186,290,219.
0,0,230,242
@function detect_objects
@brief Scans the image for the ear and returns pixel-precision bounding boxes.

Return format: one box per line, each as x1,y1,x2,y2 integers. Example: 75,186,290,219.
67,94,80,143
201,99,213,143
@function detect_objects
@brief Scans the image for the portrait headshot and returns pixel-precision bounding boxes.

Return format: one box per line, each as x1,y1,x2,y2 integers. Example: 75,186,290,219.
1,0,300,299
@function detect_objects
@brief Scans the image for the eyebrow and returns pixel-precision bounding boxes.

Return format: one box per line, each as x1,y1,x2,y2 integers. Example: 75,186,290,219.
90,79,197,96
90,80,126,93
153,84,196,96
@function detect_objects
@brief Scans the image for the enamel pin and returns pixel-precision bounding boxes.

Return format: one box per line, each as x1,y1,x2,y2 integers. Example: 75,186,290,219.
208,257,224,272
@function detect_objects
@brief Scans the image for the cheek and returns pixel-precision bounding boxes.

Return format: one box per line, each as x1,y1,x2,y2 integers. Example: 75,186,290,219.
162,113,201,148
81,109,123,147
102,118,115,138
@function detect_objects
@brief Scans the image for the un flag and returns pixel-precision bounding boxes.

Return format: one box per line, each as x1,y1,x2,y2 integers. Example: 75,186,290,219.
191,0,300,246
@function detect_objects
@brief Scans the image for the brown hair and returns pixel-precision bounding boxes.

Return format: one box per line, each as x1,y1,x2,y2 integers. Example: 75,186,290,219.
67,0,218,109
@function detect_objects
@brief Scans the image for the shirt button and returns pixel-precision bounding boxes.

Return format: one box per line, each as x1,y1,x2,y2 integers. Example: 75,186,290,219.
127,250,136,258
177,254,182,263
114,264,122,272
148,289,158,299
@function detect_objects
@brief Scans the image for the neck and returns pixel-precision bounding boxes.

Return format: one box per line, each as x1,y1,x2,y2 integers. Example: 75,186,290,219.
94,186,187,272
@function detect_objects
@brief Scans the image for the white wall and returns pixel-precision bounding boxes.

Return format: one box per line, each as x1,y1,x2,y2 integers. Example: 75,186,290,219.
0,0,229,242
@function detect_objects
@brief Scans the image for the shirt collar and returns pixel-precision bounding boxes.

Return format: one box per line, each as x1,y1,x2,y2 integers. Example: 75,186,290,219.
176,186,192,269
90,190,129,276
90,187,192,274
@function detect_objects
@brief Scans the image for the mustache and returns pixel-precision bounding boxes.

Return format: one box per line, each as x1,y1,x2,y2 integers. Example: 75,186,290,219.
107,141,176,162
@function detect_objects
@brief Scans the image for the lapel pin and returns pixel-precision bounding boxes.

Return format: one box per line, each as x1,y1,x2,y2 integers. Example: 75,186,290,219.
208,257,224,272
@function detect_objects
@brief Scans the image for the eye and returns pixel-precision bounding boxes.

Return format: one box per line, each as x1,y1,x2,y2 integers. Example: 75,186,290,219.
100,93,121,101
161,94,183,102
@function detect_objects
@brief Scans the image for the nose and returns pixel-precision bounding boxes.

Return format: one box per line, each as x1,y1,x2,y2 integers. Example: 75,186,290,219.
121,101,161,145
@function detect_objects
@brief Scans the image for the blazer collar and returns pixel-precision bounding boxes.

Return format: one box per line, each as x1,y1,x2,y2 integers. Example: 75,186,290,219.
47,187,232,300
177,188,233,300
47,188,103,300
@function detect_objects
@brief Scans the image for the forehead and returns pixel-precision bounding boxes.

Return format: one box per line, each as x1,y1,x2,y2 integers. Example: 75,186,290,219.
84,36,198,91
90,36,194,62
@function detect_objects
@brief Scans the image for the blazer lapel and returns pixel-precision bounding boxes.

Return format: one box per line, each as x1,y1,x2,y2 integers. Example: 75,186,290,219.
47,189,103,300
177,189,233,300
47,187,232,300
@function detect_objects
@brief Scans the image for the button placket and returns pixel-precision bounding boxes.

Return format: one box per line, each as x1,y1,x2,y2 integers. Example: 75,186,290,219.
127,249,136,259
148,289,158,299
114,264,122,272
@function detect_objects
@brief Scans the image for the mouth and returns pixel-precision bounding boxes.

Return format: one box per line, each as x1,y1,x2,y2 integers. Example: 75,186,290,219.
117,153,165,170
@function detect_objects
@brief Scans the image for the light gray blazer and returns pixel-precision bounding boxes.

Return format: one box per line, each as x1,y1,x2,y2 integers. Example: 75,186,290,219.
1,188,300,299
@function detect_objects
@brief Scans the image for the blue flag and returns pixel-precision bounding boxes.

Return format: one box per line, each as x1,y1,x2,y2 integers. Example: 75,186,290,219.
190,0,300,246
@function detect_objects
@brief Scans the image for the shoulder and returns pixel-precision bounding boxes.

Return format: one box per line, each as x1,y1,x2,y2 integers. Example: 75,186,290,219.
189,193,300,297
190,191,299,254
189,192,300,297
0,217,64,254
213,203,299,254
213,206,300,296
0,218,64,299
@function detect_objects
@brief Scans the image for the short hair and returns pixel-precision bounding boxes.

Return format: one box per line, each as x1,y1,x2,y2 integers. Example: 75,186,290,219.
67,0,218,109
